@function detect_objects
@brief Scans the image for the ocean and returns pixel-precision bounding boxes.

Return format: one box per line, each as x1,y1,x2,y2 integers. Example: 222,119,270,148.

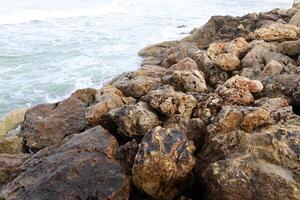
0,0,292,117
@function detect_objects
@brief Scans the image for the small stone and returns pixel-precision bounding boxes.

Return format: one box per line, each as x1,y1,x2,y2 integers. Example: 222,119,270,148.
109,102,161,137
132,127,196,200
214,53,241,71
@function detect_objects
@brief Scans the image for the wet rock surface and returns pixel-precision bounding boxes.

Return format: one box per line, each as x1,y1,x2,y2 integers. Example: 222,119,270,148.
2,4,300,200
3,126,130,200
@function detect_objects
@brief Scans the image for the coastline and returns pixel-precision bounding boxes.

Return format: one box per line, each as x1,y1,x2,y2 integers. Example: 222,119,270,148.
1,4,300,200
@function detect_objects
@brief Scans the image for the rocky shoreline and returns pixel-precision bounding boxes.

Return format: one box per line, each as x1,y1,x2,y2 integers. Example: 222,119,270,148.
1,4,300,200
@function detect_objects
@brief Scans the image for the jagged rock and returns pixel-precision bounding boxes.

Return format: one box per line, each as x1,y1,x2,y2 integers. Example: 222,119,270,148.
163,58,207,93
109,102,160,137
254,23,300,41
22,96,86,150
277,39,300,56
3,126,130,200
0,154,30,186
207,42,228,59
196,123,300,200
113,76,161,98
240,108,270,132
214,53,241,71
130,65,166,78
0,130,23,154
255,97,289,113
226,37,250,58
142,85,197,117
115,139,139,175
261,60,283,77
71,88,96,106
216,75,263,105
132,127,196,200
86,85,136,126
164,115,207,148
0,109,27,137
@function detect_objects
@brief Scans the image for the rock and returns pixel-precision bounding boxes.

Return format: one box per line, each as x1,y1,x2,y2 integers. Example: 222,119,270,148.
130,65,166,78
22,96,86,150
289,10,300,27
109,102,161,137
240,108,270,132
0,154,30,186
138,41,180,58
216,75,263,105
214,53,241,71
164,115,207,148
86,86,136,126
132,127,196,200
115,139,139,175
254,23,300,42
208,106,243,135
3,126,130,200
196,124,300,200
0,130,23,154
71,88,96,106
207,42,228,59
255,97,289,113
261,60,283,77
163,58,207,93
277,39,300,56
142,85,197,117
226,37,250,58
0,109,27,137
113,76,161,98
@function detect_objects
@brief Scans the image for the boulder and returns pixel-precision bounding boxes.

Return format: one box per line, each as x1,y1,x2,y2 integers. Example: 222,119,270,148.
113,76,161,98
71,88,96,106
0,109,27,137
196,123,300,200
109,102,161,137
132,127,196,200
226,37,250,58
260,60,283,77
216,75,263,105
3,126,130,200
277,39,300,56
0,130,23,154
214,53,241,72
289,10,300,27
207,42,228,59
86,86,135,126
254,23,300,42
22,96,86,150
0,154,30,186
142,85,197,117
130,65,166,78
240,108,270,132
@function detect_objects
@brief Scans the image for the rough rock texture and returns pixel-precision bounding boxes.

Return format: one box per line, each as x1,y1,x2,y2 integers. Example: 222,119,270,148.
254,23,300,41
3,126,130,200
0,154,30,186
214,53,241,71
0,109,27,137
109,102,161,137
0,130,23,154
132,127,196,200
71,88,97,106
22,96,86,150
85,85,136,126
142,85,197,117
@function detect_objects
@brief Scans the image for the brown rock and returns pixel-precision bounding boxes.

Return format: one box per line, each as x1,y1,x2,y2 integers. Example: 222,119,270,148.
255,97,289,113
276,39,300,56
289,10,300,27
113,76,161,98
131,65,166,78
0,108,27,137
132,127,196,200
86,86,135,126
109,102,161,137
261,60,283,77
214,53,241,71
0,154,30,186
71,88,96,106
142,85,197,117
207,42,228,59
226,37,250,58
0,130,23,154
3,126,130,200
254,23,300,42
241,108,270,132
22,96,86,150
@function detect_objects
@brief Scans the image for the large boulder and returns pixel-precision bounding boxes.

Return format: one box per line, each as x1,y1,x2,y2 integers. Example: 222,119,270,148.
3,126,130,200
254,23,300,42
0,109,27,137
0,154,30,186
132,127,196,200
22,96,86,150
85,86,136,126
109,102,161,137
142,85,197,117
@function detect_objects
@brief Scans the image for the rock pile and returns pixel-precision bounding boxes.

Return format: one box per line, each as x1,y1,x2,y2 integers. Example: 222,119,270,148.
1,4,300,200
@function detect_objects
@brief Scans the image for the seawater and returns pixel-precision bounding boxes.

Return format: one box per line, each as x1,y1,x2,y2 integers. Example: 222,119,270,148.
0,0,292,117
